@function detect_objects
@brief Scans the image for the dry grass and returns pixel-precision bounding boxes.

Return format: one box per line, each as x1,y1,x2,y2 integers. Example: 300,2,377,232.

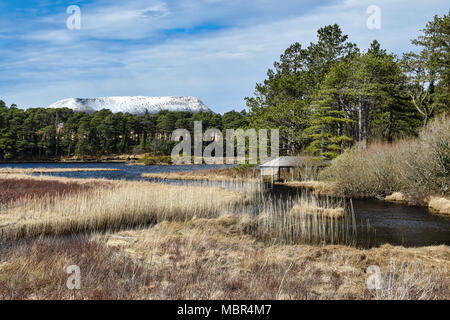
1,216,445,300
99,216,448,300
428,197,450,215
0,177,249,241
290,204,344,219
277,181,338,196
0,237,152,299
0,167,119,174
385,192,408,203
320,115,450,202
0,173,448,300
249,194,355,246
0,176,107,209
143,167,259,182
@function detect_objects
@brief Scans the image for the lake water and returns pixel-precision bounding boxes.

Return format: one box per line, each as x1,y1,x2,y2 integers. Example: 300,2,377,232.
0,162,231,180
271,185,450,248
1,162,449,248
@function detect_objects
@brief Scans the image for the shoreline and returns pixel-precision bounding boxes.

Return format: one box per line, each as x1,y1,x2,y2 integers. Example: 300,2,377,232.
0,160,130,164
0,168,120,174
145,169,450,216
1,173,448,299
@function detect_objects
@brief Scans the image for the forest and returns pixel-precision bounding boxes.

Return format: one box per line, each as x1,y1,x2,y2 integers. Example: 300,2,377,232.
0,12,448,161
0,105,248,161
246,13,449,158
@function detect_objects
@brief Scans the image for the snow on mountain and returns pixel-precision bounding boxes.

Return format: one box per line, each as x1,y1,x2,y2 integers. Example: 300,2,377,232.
48,96,212,115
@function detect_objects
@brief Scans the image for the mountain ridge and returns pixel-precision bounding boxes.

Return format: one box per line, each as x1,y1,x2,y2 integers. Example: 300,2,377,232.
48,96,212,115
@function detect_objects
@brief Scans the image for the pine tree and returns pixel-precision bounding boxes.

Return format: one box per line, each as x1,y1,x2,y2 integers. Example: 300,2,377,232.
305,89,353,159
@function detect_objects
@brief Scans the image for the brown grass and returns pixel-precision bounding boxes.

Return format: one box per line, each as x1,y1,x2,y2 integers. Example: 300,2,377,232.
143,167,259,181
385,192,408,203
0,175,249,241
320,114,450,202
428,197,450,215
96,216,449,299
249,194,355,246
276,180,338,196
0,167,119,174
0,176,105,208
1,173,448,300
0,237,151,299
290,203,344,219
2,216,447,300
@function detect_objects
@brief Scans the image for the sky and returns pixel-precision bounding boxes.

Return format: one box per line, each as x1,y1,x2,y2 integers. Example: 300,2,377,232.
0,0,448,113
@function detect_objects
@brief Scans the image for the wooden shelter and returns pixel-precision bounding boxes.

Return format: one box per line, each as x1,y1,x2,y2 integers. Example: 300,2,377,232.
259,156,330,185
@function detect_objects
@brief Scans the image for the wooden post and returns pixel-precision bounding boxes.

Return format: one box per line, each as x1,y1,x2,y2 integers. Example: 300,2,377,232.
291,168,294,181
271,167,274,185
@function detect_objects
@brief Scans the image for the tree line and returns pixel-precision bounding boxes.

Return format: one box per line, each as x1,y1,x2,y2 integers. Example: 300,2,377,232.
0,104,247,161
246,13,449,158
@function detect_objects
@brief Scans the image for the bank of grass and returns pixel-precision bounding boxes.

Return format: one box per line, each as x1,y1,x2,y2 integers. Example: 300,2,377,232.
0,167,119,174
0,174,352,246
320,114,450,204
0,217,448,299
0,175,249,241
0,176,105,208
143,167,259,181
135,155,172,165
276,180,338,196
248,194,355,246
0,174,448,299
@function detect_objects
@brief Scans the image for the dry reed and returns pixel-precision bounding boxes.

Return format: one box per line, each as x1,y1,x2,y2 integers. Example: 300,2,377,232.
142,167,259,182
320,114,450,202
247,193,356,246
0,167,119,174
0,179,249,241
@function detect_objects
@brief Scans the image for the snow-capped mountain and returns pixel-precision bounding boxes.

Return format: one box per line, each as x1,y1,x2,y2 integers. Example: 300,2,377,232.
48,96,212,115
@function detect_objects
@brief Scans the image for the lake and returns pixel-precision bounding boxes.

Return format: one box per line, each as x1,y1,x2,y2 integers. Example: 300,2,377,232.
1,162,449,248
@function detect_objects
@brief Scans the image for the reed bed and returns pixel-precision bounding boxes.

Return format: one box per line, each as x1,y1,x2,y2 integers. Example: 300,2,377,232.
0,173,357,247
142,167,259,182
248,193,357,246
0,167,119,174
320,114,450,202
0,218,448,299
90,217,446,300
276,180,338,196
0,174,448,300
0,180,249,241
0,176,106,210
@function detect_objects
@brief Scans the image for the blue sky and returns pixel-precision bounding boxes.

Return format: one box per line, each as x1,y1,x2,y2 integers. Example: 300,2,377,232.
0,0,448,113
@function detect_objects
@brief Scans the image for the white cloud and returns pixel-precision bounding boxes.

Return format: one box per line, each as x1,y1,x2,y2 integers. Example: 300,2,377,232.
1,0,449,112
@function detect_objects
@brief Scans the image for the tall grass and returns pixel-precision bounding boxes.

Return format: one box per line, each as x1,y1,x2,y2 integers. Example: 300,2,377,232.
0,168,119,174
248,193,357,246
142,167,260,181
320,114,450,201
0,180,249,241
1,173,357,246
0,176,102,210
371,258,446,300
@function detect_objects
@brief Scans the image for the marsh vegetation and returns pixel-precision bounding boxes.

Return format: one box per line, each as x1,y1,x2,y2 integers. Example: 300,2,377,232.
0,172,448,300
320,115,450,206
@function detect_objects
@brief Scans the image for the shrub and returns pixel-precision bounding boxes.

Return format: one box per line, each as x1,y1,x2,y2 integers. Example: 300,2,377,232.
137,155,172,165
320,114,450,200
